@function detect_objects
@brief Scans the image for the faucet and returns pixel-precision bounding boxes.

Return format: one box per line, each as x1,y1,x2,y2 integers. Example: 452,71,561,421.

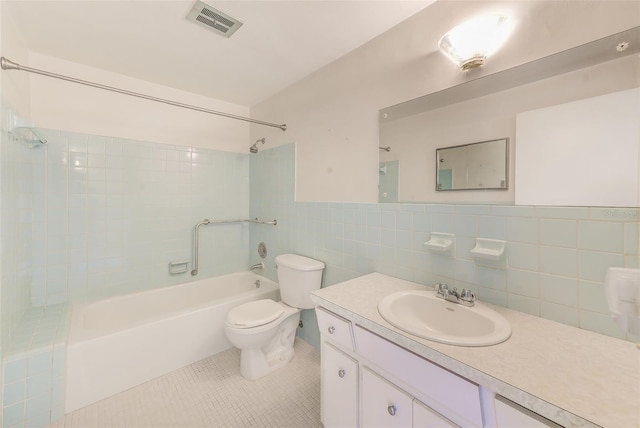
249,262,264,271
435,283,476,307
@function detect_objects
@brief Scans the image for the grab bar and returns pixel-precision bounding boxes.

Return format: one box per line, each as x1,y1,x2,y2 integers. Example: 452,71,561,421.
191,218,277,276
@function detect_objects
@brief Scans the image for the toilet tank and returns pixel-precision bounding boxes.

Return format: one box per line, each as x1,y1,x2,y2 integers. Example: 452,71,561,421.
275,254,325,309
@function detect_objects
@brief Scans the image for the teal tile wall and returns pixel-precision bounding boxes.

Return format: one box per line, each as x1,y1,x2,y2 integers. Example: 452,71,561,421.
249,143,640,348
29,128,251,305
1,106,35,354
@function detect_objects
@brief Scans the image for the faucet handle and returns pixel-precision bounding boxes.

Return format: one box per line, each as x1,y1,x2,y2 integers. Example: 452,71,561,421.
435,283,448,295
460,288,476,302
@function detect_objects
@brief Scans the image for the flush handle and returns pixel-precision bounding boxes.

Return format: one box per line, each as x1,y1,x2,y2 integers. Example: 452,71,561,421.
328,326,335,334
338,369,346,378
387,405,397,416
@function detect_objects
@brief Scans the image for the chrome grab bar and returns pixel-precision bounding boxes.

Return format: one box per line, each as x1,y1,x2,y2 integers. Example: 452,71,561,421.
190,218,277,276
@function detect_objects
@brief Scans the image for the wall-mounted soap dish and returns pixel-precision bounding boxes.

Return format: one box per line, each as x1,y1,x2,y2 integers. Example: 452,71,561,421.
169,260,189,274
470,238,506,260
424,233,455,254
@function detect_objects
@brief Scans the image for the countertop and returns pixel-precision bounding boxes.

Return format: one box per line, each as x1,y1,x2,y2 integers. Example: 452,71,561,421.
311,273,640,428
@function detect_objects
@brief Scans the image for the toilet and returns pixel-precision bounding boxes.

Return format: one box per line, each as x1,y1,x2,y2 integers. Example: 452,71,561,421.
225,253,325,380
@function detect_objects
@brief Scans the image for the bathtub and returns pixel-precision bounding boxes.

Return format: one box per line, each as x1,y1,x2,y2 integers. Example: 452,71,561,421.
65,271,279,413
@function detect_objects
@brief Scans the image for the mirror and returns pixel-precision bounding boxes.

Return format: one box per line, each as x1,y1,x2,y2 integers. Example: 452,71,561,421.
378,26,640,204
436,138,508,191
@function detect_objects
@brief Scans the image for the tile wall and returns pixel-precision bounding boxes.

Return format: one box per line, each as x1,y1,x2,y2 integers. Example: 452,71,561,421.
250,144,640,349
0,109,35,354
30,128,251,305
1,131,638,427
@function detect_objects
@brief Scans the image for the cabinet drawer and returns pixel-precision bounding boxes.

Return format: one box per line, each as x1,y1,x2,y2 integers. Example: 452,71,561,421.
316,307,354,351
495,396,561,428
354,325,483,428
362,367,413,428
322,342,358,428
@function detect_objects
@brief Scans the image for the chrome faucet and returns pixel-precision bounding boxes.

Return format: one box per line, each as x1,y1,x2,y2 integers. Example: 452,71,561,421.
435,283,476,307
249,262,264,271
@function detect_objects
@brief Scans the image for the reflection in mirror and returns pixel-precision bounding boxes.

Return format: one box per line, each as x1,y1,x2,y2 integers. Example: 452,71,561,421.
436,139,508,191
378,26,640,204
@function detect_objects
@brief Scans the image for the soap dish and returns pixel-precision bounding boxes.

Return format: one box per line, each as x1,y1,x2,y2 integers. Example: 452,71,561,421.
470,238,506,260
424,233,455,253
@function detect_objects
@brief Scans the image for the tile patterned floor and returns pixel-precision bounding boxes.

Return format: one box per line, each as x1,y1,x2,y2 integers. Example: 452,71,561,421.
50,339,321,427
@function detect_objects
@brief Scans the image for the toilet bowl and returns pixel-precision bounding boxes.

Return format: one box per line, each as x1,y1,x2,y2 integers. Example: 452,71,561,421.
224,254,324,380
225,299,301,380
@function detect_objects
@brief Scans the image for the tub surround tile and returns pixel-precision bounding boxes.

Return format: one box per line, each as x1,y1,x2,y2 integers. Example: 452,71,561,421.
311,273,639,428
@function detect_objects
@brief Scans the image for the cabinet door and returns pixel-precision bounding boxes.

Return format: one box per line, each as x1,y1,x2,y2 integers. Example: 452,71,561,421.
413,400,458,428
361,367,412,428
322,342,358,428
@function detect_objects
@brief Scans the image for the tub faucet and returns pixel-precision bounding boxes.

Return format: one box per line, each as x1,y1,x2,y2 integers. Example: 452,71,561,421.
250,262,264,271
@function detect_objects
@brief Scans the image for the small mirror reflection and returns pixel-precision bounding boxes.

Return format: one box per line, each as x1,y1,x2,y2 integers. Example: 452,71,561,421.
436,138,508,191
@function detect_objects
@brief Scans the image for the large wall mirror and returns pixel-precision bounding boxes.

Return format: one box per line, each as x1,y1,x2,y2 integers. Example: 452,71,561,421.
378,26,640,205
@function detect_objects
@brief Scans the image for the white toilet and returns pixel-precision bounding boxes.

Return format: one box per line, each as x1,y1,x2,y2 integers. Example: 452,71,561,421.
225,253,325,380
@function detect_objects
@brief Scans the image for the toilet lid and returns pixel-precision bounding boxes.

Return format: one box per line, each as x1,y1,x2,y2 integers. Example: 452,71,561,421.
227,299,284,328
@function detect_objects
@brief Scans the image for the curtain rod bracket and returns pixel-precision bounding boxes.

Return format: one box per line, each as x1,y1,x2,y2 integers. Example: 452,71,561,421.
1,56,287,132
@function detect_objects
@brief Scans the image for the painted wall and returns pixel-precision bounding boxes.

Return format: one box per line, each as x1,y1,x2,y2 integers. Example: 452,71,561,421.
27,52,251,153
251,1,640,203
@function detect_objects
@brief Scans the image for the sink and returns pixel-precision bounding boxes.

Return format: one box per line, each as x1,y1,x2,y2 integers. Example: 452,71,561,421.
378,289,511,346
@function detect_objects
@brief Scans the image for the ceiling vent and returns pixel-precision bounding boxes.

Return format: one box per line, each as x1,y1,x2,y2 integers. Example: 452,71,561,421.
186,1,243,38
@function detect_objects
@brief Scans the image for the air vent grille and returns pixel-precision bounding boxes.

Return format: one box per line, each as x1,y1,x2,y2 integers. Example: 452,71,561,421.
186,1,243,38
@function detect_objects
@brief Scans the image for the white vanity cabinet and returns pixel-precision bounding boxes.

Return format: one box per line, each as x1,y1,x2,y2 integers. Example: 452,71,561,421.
354,325,483,427
316,306,477,428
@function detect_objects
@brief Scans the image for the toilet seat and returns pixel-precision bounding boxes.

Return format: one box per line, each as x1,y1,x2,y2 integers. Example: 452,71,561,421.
227,299,284,328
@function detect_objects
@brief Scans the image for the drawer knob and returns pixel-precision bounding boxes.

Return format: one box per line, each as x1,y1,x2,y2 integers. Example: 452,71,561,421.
387,405,397,416
338,369,346,378
328,326,335,334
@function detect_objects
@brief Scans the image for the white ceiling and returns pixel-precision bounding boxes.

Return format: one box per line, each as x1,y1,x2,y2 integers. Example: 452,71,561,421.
6,0,434,106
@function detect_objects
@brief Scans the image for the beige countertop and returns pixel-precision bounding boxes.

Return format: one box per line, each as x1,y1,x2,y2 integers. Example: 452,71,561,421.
311,273,640,428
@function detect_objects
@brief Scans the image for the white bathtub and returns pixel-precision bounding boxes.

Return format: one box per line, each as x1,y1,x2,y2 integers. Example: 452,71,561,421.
65,271,279,413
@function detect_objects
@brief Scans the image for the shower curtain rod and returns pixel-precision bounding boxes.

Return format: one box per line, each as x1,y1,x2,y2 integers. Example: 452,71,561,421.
0,57,287,131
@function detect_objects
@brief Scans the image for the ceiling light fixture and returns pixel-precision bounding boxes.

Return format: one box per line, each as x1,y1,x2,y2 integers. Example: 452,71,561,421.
439,14,513,71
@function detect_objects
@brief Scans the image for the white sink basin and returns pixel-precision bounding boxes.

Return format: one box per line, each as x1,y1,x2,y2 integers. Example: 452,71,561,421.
378,289,511,346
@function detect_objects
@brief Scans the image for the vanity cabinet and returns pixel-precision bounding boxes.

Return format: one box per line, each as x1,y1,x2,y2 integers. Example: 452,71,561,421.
354,325,482,427
316,307,476,428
